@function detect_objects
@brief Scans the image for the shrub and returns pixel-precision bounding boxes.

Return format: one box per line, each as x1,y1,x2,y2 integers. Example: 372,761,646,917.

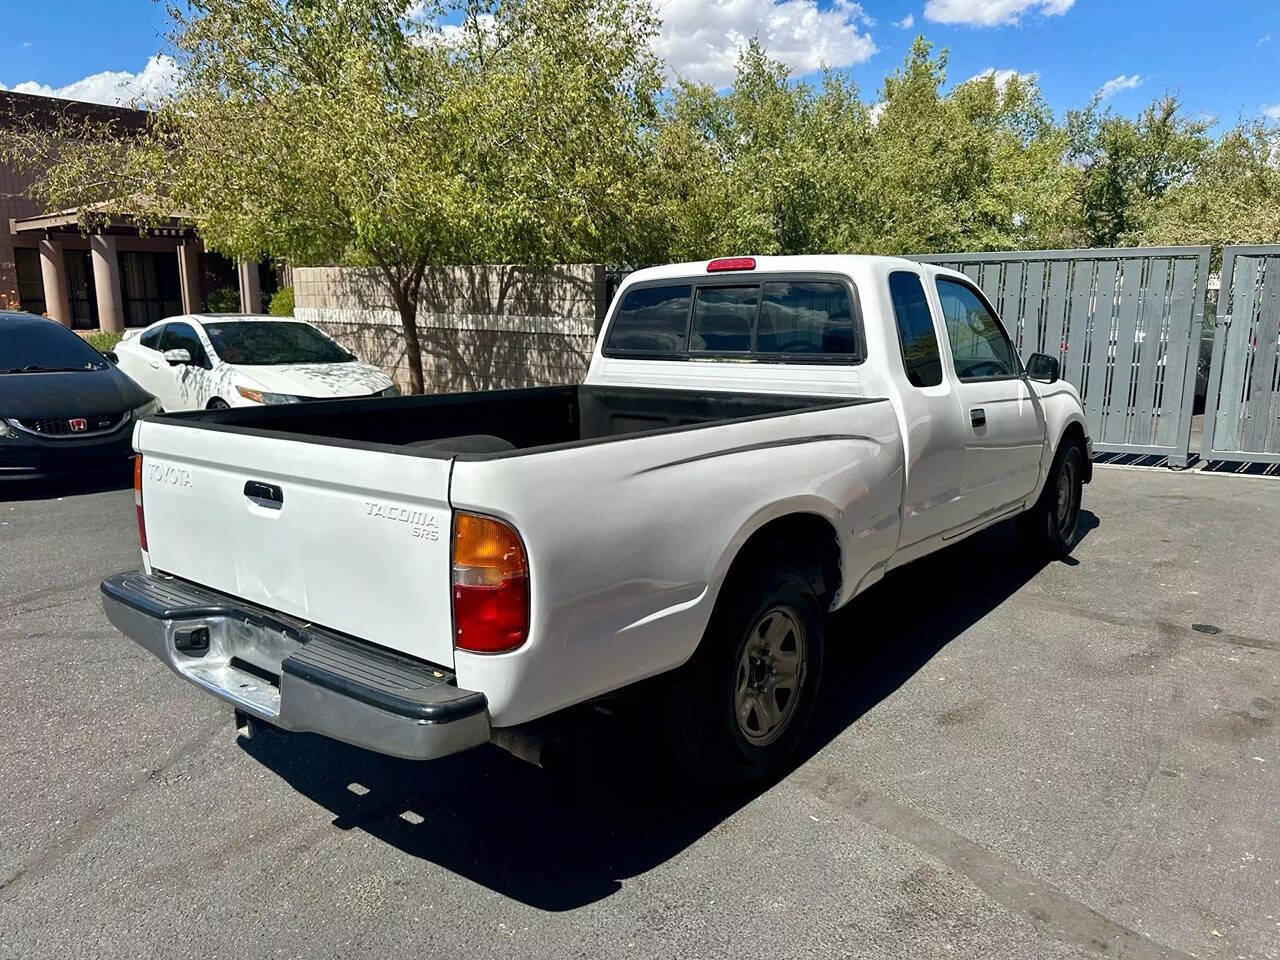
204,285,240,313
81,330,123,353
267,285,295,316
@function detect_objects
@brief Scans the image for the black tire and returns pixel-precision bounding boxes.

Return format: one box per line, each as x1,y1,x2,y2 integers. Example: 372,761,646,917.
207,397,230,409
1019,438,1085,559
661,563,824,784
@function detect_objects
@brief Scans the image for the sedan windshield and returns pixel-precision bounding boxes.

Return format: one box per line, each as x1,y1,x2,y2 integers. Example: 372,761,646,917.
0,320,108,373
203,321,354,365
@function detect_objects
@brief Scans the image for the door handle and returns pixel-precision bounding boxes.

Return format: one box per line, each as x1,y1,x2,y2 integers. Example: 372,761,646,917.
970,408,987,427
243,480,284,509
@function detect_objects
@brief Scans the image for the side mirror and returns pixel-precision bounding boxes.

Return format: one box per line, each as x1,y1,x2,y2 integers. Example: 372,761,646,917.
103,351,119,364
1025,352,1060,384
163,348,193,366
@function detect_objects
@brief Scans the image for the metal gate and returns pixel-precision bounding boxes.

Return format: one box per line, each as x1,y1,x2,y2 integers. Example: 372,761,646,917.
1203,245,1280,465
912,247,1211,468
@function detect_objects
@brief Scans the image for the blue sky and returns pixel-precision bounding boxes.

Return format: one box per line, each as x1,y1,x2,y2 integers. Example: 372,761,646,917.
2,0,1278,128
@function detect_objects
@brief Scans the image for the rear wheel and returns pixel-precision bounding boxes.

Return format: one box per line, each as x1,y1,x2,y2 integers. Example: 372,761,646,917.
1019,438,1084,559
662,563,824,784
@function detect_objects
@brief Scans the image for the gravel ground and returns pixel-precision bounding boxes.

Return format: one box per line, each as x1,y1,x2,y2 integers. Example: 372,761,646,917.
0,466,1276,960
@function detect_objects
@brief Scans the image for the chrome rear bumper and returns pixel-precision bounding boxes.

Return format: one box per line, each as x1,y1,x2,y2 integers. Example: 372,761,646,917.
101,572,490,761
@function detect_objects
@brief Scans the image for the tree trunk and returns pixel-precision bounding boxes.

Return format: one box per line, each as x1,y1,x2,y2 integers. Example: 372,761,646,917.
397,296,426,395
377,258,427,395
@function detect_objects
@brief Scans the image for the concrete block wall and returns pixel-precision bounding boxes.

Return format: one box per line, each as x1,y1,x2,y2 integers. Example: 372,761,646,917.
294,264,608,393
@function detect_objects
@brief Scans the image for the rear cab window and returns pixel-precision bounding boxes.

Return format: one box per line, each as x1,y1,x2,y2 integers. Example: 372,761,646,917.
605,275,863,363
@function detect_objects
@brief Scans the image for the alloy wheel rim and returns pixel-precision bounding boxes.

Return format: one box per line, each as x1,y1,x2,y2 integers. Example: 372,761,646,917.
734,606,806,747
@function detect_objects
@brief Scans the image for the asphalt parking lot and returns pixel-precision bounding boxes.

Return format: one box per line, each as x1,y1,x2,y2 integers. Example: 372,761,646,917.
0,466,1276,960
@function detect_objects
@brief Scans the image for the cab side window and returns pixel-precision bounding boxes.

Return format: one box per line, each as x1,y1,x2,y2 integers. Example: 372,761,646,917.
935,278,1018,381
888,271,943,388
159,322,210,368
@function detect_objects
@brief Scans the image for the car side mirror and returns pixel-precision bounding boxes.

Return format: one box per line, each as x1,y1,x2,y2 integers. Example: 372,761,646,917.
163,348,193,366
103,351,119,364
1025,352,1059,383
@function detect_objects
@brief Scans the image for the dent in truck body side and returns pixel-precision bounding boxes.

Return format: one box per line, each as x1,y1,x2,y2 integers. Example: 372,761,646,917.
451,397,905,728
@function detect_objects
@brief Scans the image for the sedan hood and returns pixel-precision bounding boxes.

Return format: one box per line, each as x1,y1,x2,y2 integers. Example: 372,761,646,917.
0,366,152,419
236,361,393,399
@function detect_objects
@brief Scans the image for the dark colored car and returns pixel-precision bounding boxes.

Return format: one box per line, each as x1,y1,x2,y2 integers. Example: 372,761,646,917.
0,312,159,481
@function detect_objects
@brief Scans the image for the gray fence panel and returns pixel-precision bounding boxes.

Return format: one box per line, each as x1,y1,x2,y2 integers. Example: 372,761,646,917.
1130,258,1170,448
1104,263,1144,445
1063,263,1092,387
1205,246,1280,464
913,247,1211,466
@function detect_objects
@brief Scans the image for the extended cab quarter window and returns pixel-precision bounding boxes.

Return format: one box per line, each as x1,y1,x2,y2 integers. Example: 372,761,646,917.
888,271,943,388
935,278,1018,380
606,284,693,354
757,281,857,355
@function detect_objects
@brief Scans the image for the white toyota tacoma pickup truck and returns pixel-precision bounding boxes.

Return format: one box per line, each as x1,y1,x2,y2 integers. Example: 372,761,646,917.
102,255,1092,782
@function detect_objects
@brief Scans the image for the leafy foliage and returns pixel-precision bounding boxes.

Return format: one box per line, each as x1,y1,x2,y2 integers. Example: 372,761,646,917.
81,331,123,353
267,285,295,317
0,2,1277,392
204,286,240,313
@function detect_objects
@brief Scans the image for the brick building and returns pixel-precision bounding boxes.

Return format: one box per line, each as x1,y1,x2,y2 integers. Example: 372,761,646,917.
1,90,272,330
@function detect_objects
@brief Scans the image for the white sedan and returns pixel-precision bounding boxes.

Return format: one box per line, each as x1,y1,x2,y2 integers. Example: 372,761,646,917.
114,315,397,411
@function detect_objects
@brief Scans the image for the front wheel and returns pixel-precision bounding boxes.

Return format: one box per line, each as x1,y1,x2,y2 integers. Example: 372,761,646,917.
661,564,824,784
1019,439,1084,559
207,397,230,410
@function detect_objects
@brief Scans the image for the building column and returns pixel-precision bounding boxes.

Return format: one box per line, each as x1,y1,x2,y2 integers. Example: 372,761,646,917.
89,234,124,333
38,238,72,327
177,241,202,314
237,259,262,314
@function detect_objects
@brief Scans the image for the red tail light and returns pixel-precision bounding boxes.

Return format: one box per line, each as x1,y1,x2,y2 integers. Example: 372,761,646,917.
707,257,756,273
452,512,528,653
134,456,147,552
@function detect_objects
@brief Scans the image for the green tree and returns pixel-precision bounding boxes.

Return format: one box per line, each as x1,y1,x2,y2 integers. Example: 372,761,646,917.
1,0,662,393
1141,118,1280,247
651,39,1074,259
1065,94,1213,247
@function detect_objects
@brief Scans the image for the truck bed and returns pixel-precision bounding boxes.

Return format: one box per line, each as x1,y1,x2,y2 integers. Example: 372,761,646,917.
151,385,870,456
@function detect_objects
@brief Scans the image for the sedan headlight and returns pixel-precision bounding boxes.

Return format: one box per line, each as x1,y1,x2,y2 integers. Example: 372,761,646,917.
132,398,162,419
376,384,400,398
236,386,302,405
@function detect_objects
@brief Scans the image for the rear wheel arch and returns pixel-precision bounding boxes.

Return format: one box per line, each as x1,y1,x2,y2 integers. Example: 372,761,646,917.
715,512,842,616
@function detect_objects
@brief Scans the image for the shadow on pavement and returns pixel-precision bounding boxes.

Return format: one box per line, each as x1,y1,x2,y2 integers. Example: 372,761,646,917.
0,467,134,502
238,511,1099,911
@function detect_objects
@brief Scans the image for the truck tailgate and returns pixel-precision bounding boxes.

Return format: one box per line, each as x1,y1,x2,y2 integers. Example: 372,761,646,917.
135,419,455,668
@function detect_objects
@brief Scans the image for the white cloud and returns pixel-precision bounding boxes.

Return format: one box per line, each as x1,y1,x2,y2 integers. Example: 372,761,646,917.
1097,73,1141,100
895,13,916,28
1263,104,1280,121
21,41,32,48
0,55,177,107
868,100,887,124
966,66,1038,90
1258,32,1272,46
653,0,877,88
923,0,1074,27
